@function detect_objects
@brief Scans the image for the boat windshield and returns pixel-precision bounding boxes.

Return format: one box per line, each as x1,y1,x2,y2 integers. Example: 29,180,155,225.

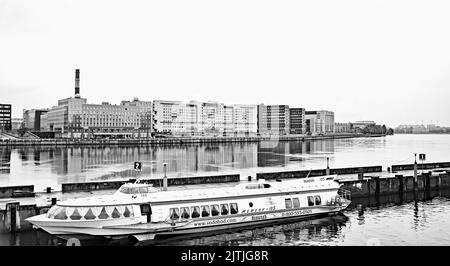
119,186,153,194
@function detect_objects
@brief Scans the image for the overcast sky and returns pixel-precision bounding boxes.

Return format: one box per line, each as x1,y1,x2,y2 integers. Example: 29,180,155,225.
1,0,450,127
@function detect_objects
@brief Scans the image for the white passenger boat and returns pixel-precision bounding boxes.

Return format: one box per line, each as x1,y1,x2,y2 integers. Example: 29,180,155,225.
26,175,351,241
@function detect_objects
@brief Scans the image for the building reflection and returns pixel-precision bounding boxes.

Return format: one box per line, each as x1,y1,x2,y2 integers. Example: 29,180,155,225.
6,144,258,182
257,140,335,167
0,147,11,174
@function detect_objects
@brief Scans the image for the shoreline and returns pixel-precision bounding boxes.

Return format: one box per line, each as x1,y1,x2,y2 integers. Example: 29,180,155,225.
0,133,388,147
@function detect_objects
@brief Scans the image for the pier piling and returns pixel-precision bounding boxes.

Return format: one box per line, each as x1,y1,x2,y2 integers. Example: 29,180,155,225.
396,175,404,195
6,202,20,233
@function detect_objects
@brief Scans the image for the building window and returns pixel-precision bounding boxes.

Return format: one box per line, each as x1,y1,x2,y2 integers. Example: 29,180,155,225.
285,199,293,209
201,205,210,217
307,196,315,206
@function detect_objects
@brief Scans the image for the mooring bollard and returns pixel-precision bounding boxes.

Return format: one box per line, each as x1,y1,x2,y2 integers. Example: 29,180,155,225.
45,187,52,194
51,197,57,205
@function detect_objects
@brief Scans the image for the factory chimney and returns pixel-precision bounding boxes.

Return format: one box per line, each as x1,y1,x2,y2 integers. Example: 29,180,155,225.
75,69,80,98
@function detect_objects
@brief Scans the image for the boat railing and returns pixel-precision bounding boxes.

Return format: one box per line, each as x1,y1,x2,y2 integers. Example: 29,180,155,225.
338,187,351,201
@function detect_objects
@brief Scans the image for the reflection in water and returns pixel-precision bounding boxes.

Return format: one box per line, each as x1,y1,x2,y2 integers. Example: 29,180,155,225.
1,135,450,190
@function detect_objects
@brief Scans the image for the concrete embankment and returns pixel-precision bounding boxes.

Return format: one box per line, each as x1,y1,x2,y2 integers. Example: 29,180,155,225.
0,134,386,147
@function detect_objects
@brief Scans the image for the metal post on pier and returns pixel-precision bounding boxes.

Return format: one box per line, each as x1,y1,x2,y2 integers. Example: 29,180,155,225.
163,163,168,191
414,153,418,190
326,157,330,176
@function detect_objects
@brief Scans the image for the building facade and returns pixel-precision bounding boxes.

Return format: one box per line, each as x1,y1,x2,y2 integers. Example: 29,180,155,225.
352,121,376,130
232,104,257,136
11,118,23,130
257,104,290,135
153,101,257,136
289,108,306,134
305,110,334,134
23,109,49,131
43,70,153,138
334,122,353,133
152,100,198,135
0,104,12,131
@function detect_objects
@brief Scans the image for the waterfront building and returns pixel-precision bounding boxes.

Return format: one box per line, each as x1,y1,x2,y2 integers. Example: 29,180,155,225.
305,111,318,134
23,109,49,131
44,69,153,138
351,121,376,130
257,104,290,135
152,100,198,136
334,122,353,133
231,104,257,136
305,110,334,134
153,101,257,136
289,108,306,135
195,101,226,135
0,104,12,131
11,118,23,130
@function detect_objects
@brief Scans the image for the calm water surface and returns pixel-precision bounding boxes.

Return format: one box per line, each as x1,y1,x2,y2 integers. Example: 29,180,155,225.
1,134,450,191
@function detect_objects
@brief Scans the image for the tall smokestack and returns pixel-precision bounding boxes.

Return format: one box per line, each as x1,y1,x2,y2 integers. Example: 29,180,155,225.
75,69,80,98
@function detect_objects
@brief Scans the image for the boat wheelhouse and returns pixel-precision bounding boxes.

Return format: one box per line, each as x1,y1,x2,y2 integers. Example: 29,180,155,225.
26,175,351,241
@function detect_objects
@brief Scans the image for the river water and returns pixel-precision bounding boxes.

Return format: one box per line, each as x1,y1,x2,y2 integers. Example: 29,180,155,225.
1,134,450,245
1,134,450,191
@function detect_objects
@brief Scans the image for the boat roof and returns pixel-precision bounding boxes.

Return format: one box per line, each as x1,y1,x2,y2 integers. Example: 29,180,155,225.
58,175,340,207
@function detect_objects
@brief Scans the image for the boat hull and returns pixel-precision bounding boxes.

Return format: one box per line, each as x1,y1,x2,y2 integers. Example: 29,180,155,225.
29,202,350,242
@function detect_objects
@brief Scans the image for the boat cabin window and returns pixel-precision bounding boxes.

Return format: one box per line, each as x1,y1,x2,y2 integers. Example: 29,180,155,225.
211,205,220,216
201,205,210,217
119,187,130,194
112,207,121,219
84,208,96,220
220,204,229,215
170,208,180,220
285,199,293,209
315,196,322,205
98,207,109,219
69,208,82,220
245,183,271,189
138,187,149,194
130,188,139,194
293,198,300,208
181,207,190,219
123,206,133,217
307,196,315,206
230,203,238,214
191,206,200,218
53,207,67,220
